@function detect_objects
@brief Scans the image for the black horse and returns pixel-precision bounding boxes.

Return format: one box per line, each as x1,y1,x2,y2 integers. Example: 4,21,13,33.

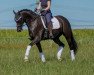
13,9,77,62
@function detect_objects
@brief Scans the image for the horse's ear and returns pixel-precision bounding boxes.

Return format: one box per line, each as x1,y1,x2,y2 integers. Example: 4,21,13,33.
13,10,17,15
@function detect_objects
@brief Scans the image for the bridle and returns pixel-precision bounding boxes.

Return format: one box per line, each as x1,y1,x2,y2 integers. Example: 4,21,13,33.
15,16,22,22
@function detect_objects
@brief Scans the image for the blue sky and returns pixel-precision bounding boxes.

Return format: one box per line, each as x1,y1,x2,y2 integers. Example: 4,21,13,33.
0,0,94,28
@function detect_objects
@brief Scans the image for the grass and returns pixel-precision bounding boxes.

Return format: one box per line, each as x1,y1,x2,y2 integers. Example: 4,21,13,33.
0,29,94,75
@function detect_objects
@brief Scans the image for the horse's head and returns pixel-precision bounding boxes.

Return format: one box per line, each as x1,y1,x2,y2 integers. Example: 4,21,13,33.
13,10,24,32
13,9,38,32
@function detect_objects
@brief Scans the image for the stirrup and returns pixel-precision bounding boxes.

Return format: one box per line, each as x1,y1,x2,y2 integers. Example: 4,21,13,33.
49,34,54,39
44,29,48,38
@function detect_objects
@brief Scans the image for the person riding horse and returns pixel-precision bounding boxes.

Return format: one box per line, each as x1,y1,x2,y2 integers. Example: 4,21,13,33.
13,9,78,62
13,1,78,62
35,0,54,39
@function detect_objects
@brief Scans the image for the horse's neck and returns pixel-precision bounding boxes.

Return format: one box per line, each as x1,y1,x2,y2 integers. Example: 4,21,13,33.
26,17,43,37
26,19,38,36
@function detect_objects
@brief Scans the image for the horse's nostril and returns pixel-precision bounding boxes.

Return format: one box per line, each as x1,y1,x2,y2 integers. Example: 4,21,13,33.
17,29,21,32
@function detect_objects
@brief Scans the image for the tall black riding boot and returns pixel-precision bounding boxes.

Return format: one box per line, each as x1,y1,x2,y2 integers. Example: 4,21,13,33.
48,22,54,39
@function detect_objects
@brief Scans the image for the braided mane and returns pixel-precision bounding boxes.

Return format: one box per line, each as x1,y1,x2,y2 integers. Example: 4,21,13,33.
19,9,33,13
18,9,39,19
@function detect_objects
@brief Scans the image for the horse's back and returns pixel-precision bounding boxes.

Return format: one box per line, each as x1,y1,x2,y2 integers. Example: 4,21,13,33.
55,15,71,26
55,15,72,31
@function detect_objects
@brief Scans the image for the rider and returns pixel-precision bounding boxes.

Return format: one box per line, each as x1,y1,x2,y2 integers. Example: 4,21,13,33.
35,0,54,38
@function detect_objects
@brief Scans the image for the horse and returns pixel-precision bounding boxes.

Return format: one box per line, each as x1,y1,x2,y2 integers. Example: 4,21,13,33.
13,9,77,62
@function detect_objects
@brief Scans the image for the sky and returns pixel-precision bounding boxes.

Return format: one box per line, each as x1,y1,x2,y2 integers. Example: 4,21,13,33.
0,0,94,28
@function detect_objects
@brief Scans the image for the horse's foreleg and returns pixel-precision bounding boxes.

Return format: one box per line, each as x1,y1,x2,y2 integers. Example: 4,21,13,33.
24,45,31,62
36,43,46,62
24,36,40,62
53,38,65,61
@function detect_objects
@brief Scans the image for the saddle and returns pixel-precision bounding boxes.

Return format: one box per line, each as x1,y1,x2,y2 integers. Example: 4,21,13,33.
40,16,60,38
40,16,60,29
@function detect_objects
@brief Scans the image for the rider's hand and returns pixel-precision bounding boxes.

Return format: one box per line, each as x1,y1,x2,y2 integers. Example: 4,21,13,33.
41,10,47,16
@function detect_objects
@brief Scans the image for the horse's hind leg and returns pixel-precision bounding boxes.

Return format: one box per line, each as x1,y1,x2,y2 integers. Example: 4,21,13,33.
53,38,65,61
36,42,46,62
65,36,76,61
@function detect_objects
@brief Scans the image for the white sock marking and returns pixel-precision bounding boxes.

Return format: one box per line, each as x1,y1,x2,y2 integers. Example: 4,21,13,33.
39,53,46,62
70,50,75,61
57,46,64,60
24,45,31,60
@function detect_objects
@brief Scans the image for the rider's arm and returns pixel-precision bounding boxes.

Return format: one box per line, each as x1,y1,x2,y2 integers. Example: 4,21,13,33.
44,0,51,11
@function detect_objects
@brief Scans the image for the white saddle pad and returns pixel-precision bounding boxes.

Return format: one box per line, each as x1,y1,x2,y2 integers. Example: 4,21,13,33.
51,17,60,29
41,17,60,29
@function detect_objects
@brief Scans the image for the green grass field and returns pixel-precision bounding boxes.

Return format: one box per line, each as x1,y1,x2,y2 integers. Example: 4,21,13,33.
0,29,94,75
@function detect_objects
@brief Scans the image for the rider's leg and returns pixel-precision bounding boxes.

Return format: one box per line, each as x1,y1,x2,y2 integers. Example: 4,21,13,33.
46,13,54,39
47,21,54,38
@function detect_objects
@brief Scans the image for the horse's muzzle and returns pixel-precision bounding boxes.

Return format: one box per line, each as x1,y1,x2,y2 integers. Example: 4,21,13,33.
17,27,23,32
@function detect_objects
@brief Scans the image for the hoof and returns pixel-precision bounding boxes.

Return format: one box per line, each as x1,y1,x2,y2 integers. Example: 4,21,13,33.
57,56,62,61
58,59,62,61
71,58,75,61
58,58,62,61
24,59,29,62
42,59,46,63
